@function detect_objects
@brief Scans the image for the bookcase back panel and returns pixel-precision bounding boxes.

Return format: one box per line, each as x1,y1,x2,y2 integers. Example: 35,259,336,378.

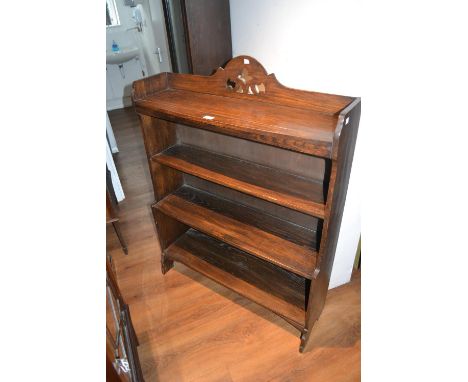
184,175,320,236
176,124,326,181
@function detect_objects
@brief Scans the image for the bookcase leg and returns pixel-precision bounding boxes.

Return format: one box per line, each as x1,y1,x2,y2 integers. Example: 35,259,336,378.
299,321,319,353
153,209,189,275
161,254,174,274
299,328,309,353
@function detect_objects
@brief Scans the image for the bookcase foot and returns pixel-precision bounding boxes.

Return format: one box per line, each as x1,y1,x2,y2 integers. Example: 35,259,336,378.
299,328,309,353
300,318,320,353
161,256,174,274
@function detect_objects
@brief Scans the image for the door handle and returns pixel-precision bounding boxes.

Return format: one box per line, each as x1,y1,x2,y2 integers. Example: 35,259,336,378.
155,47,163,63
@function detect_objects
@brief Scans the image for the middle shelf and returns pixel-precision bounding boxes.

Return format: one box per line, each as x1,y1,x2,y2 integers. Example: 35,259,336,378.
154,186,318,279
152,144,326,218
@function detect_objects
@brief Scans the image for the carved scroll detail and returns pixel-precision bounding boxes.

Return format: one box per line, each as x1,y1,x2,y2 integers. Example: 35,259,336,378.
225,62,267,96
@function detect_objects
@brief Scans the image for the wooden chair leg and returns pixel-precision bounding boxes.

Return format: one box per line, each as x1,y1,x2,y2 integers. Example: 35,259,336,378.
112,221,128,255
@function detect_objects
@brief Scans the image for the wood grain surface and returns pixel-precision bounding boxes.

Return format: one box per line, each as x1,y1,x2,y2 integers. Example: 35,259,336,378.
136,89,337,157
107,108,360,381
133,56,355,158
134,56,360,352
153,145,326,218
166,229,307,326
183,0,232,76
155,189,317,279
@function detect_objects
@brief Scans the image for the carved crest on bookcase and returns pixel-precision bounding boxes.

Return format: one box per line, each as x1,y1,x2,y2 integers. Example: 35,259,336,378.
221,56,269,96
226,68,266,95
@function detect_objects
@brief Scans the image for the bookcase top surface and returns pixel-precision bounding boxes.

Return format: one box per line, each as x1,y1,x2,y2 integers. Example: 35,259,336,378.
133,56,356,158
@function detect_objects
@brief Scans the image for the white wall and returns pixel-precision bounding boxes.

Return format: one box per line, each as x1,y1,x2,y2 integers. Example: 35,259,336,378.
230,0,362,288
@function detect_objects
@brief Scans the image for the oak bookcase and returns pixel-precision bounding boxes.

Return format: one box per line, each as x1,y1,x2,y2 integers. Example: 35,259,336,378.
132,56,360,352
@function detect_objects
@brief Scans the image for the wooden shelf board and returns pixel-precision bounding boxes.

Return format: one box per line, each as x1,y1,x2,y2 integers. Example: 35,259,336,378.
175,186,318,249
153,145,326,218
135,89,338,158
166,229,306,327
155,186,317,279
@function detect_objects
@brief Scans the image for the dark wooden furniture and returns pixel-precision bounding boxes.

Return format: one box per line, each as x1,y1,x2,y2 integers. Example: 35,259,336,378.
132,56,360,352
162,0,232,75
107,192,128,255
107,258,144,381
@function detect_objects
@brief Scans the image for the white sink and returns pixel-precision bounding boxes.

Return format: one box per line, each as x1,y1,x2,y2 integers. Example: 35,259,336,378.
106,46,139,65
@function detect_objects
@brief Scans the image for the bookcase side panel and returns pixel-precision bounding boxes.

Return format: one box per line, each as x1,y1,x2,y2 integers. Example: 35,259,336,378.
301,100,361,352
138,115,182,201
152,207,189,274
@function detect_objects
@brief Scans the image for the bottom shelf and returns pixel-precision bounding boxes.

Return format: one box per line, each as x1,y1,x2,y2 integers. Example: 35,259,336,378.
165,229,307,327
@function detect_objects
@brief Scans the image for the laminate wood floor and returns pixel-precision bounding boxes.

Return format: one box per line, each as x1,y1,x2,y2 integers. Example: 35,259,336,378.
107,107,361,382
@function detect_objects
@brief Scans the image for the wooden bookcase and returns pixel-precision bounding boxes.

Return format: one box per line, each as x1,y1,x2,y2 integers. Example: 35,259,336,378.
132,56,360,352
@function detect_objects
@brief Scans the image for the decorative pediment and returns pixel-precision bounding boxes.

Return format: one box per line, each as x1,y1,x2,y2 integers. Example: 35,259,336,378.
217,56,270,96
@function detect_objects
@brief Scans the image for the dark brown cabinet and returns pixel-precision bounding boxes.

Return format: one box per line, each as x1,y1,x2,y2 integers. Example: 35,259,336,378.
162,0,232,75
132,56,360,352
106,259,144,381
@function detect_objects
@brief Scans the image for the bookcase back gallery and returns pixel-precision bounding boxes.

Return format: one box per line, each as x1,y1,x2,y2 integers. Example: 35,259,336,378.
132,56,360,352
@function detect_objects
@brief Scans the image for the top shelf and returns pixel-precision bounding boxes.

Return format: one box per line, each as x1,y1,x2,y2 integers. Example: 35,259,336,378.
136,89,337,157
133,56,356,159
